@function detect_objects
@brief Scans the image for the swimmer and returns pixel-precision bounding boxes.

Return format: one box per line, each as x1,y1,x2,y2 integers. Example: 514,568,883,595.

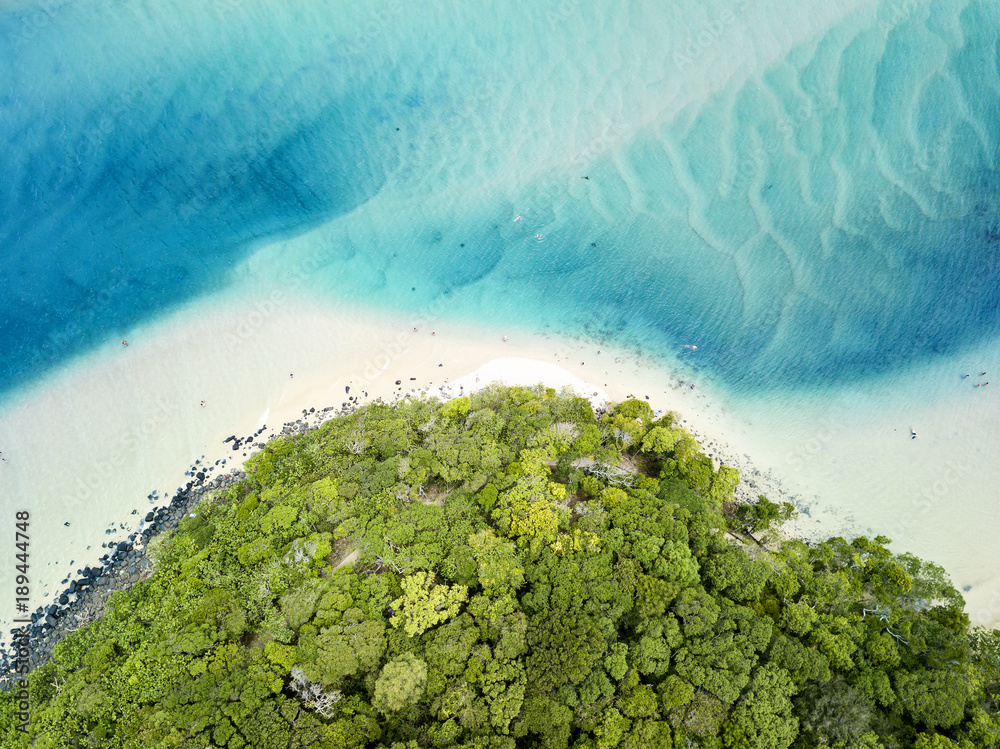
121,340,128,346
513,214,522,222
502,334,508,342
683,344,697,350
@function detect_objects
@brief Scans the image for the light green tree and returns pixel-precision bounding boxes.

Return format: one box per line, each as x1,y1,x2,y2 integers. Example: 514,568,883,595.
389,571,468,636
468,529,525,590
373,653,428,713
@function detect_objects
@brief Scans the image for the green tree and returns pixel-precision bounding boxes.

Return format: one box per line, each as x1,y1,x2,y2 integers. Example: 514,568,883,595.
895,669,969,730
373,653,428,713
722,664,798,749
469,529,525,590
390,571,468,637
7,385,998,749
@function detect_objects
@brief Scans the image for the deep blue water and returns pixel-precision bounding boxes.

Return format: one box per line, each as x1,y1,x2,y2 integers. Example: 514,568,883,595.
3,0,1000,395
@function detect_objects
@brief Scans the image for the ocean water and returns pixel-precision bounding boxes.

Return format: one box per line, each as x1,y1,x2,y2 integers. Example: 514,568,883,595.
3,0,1000,621
4,0,1000,398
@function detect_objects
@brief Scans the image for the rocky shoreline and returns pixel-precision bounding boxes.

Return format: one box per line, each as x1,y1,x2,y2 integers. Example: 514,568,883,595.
0,403,345,690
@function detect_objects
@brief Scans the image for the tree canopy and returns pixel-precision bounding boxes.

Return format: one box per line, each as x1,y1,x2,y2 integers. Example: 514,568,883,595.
1,385,997,749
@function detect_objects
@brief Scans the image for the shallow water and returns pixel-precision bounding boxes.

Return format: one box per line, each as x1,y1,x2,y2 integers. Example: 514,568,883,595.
4,0,1000,395
3,0,1000,623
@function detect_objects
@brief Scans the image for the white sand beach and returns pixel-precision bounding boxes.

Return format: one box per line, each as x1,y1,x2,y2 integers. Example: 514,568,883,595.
2,287,999,632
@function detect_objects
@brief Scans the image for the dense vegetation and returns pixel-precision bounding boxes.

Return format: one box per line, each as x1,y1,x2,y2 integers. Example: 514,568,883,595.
2,385,998,748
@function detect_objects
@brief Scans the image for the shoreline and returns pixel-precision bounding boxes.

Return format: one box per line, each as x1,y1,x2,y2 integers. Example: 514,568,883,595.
1,291,998,650
0,349,808,678
3,342,996,681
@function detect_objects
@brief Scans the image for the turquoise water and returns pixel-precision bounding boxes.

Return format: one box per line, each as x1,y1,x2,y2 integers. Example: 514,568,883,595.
2,0,1000,396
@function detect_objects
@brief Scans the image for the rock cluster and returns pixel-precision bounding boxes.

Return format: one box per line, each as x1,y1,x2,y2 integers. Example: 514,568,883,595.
0,402,348,688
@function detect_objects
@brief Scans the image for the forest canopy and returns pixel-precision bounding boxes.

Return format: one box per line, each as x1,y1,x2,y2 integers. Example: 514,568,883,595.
2,384,998,749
